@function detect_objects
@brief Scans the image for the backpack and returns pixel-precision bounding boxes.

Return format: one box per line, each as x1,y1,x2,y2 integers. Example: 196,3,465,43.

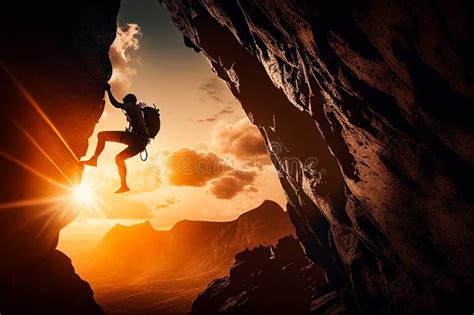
141,104,161,139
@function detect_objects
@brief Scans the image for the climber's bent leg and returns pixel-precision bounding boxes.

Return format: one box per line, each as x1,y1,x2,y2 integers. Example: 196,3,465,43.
82,131,124,167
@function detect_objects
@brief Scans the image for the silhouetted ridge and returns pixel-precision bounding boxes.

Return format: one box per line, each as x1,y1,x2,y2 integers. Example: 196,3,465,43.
73,201,295,314
191,236,345,315
77,200,294,280
237,199,283,219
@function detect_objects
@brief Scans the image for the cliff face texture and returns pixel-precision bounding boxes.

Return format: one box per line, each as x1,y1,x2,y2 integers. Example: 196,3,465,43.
191,236,342,315
0,1,119,313
159,0,474,313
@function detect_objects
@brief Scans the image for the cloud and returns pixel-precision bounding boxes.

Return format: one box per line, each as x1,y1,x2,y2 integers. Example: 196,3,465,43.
128,164,162,194
197,117,217,123
209,170,258,199
155,196,180,210
165,148,257,199
247,186,258,193
196,106,234,123
212,119,272,167
199,77,227,103
108,23,142,96
166,148,232,186
196,76,235,123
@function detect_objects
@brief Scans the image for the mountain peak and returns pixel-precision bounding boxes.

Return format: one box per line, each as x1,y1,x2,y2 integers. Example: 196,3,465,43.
107,220,156,237
237,200,285,221
133,220,154,231
260,199,281,208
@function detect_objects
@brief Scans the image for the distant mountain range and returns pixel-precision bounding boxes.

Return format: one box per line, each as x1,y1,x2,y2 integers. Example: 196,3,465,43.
73,200,295,314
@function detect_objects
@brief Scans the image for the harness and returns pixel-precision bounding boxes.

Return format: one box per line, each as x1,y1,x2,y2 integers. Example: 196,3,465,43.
122,108,150,161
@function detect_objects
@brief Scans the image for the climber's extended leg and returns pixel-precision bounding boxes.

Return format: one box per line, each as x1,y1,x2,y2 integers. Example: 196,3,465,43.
114,145,141,193
82,131,124,166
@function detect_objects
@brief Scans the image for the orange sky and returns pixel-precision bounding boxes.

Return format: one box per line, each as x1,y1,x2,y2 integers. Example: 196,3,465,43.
58,1,286,255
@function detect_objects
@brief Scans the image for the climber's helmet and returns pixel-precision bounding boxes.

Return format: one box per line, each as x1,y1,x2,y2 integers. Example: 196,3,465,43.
123,94,137,105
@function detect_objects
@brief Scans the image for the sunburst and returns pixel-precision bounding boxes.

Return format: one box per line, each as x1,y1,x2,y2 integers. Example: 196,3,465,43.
0,64,105,220
72,182,94,205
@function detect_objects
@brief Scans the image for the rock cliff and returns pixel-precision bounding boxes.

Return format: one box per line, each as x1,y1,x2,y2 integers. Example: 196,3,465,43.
191,236,343,315
159,0,474,313
0,1,120,313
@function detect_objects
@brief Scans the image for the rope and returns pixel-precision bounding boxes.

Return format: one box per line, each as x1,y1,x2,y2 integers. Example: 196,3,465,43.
140,148,148,161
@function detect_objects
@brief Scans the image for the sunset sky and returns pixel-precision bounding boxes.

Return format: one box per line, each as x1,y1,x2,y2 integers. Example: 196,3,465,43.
59,0,286,253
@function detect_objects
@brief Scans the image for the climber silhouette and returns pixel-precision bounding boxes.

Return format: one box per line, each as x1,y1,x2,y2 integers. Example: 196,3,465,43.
81,83,159,193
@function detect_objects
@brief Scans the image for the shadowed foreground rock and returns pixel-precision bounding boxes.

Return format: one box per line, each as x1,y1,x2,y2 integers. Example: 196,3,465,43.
1,250,102,315
191,236,345,315
0,1,119,313
160,0,474,313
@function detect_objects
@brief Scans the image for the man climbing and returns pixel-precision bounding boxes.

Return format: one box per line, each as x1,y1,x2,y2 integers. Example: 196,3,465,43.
81,83,160,193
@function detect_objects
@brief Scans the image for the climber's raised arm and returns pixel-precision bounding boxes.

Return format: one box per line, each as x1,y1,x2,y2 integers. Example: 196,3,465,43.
105,83,124,109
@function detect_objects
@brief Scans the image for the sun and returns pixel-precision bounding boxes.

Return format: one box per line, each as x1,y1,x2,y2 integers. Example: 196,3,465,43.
69,181,105,217
72,183,94,205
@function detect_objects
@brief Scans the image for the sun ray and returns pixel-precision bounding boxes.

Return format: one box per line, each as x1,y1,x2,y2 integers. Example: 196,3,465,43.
10,117,74,186
55,200,76,229
36,200,75,240
0,149,70,190
88,198,107,218
1,63,79,162
30,197,71,220
61,180,106,219
0,65,110,230
0,195,68,210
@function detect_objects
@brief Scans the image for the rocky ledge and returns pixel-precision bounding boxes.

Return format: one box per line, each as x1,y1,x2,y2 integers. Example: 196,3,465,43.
191,236,345,315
